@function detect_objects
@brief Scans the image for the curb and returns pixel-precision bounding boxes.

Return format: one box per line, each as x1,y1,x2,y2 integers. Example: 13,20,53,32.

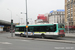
0,31,6,33
7,37,75,44
65,36,75,38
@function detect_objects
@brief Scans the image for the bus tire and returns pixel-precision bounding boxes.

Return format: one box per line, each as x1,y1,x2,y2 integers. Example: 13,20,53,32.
41,34,45,39
20,33,24,37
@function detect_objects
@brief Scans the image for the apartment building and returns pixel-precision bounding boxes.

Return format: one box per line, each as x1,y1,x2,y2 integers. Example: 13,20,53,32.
65,0,75,27
48,10,65,24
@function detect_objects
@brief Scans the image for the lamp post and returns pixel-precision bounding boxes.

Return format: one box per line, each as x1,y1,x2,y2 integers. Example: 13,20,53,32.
28,18,33,24
21,0,28,38
25,0,28,38
7,9,13,37
16,14,20,24
21,18,23,24
67,19,69,34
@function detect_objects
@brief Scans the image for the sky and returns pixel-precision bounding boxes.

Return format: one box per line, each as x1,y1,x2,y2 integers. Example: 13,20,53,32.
0,0,65,24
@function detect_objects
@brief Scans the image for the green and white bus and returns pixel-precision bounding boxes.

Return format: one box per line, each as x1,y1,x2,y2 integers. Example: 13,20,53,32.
15,23,65,38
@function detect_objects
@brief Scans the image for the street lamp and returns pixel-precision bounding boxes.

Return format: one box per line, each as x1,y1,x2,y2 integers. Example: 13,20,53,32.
7,9,12,19
21,18,23,24
67,18,69,34
28,18,33,24
16,14,20,24
7,9,13,37
21,0,28,38
66,22,69,34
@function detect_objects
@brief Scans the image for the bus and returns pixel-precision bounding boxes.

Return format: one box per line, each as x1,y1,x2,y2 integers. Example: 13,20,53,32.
15,23,65,38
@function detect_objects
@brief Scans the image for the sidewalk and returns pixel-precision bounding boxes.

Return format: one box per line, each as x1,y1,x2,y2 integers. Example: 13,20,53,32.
0,31,6,33
65,33,75,38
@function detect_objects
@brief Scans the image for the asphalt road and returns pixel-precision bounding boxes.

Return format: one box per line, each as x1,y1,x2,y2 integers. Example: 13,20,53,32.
0,32,75,50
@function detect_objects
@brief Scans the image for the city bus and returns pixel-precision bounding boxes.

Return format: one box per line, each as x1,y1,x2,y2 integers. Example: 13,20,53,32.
15,23,65,38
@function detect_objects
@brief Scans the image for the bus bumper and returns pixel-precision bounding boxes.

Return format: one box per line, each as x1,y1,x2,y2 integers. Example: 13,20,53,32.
44,34,65,38
58,34,65,37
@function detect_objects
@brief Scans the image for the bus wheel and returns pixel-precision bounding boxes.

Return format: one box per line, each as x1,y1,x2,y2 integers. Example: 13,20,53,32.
20,33,24,37
41,34,45,39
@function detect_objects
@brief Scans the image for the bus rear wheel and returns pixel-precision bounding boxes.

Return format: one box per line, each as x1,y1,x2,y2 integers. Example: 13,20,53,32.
41,34,45,39
20,33,24,37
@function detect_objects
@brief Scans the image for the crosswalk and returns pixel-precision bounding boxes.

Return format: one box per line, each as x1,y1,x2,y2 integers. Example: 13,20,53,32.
0,40,30,45
21,40,31,42
0,42,12,44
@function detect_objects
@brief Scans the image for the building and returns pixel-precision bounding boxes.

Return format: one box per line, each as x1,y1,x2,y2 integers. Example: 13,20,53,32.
48,10,65,24
65,0,75,28
0,25,4,32
35,14,49,24
0,20,16,32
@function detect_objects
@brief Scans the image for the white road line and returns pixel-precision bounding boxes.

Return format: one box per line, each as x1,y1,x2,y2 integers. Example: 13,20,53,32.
21,40,30,42
0,42,12,44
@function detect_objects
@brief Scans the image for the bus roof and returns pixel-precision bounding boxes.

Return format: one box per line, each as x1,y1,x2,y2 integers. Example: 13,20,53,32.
15,23,58,27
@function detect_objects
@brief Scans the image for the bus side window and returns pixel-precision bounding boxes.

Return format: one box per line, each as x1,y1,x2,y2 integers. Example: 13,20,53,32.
15,27,19,32
24,27,26,32
28,26,34,32
53,25,56,31
39,26,46,32
34,26,39,32
46,27,50,32
49,27,53,32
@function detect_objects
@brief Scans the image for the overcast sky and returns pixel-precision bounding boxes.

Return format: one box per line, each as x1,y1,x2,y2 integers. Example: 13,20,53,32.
0,0,65,24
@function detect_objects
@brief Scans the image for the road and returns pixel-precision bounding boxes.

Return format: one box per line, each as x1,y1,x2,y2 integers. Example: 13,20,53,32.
0,32,75,50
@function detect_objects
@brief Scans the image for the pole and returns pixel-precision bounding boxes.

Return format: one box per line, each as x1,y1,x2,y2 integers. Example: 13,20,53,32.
68,22,69,34
21,18,22,24
60,15,61,23
57,12,58,23
7,9,13,37
25,0,28,38
11,19,13,37
16,15,20,24
11,10,13,37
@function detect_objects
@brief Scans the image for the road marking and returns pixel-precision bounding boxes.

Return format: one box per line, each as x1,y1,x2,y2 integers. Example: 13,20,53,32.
21,40,30,42
0,42,12,44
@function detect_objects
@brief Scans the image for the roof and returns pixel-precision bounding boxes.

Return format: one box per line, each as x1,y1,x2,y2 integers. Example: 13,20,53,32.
0,20,16,25
15,23,58,27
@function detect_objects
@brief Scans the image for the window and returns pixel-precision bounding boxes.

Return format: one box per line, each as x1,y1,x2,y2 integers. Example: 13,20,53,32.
71,4,73,8
58,24,64,28
28,26,34,32
15,27,19,31
28,25,56,32
74,1,75,5
15,27,25,32
19,27,24,32
71,18,73,21
67,0,70,2
71,14,73,16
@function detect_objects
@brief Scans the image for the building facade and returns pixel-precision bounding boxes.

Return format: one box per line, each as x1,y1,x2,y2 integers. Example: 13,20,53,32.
35,14,49,24
48,10,65,24
65,0,75,26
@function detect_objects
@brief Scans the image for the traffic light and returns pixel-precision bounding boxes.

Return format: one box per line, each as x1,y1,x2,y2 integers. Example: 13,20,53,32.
11,19,13,24
27,22,29,24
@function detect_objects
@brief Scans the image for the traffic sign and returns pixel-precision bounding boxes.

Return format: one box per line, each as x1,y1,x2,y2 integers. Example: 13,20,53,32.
26,26,28,28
